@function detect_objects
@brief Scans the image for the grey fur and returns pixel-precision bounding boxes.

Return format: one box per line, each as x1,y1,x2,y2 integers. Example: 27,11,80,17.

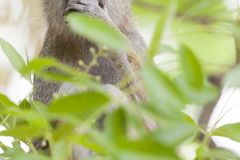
33,0,146,104
33,0,146,159
33,0,145,103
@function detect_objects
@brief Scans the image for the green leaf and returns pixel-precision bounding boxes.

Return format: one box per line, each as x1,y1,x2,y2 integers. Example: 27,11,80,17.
196,144,209,160
11,140,22,151
52,123,74,141
147,17,166,60
66,13,129,52
175,76,218,105
184,0,226,17
0,93,16,108
182,112,197,127
196,146,240,160
71,133,106,154
48,91,110,120
52,140,72,160
180,45,203,89
151,122,197,146
2,149,50,160
209,148,240,160
21,57,97,88
19,99,31,110
142,61,185,119
212,123,240,142
82,156,111,160
0,125,47,140
117,139,179,160
147,0,177,60
0,37,26,74
106,108,127,140
0,141,11,152
94,133,179,160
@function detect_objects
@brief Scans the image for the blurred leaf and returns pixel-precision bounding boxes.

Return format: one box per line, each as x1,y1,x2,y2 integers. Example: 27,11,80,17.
82,156,111,160
48,91,110,120
94,133,179,160
11,140,22,152
209,148,240,160
196,144,209,160
212,123,240,142
159,44,176,54
223,65,240,87
180,45,203,89
196,146,240,160
150,122,197,146
19,99,31,110
1,148,50,160
71,133,106,154
135,0,170,7
0,125,47,140
52,140,71,160
0,93,16,108
142,61,185,119
177,22,235,74
106,108,127,140
31,100,47,111
115,139,179,160
21,58,98,89
183,0,226,17
0,141,11,153
147,0,177,60
21,58,59,75
2,107,48,129
182,112,197,127
0,37,27,77
52,123,74,141
66,13,129,52
147,17,166,60
175,77,218,105
21,58,90,81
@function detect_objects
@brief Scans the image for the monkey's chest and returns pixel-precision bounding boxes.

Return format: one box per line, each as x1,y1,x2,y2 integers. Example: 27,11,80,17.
88,56,122,84
62,52,123,85
48,39,126,85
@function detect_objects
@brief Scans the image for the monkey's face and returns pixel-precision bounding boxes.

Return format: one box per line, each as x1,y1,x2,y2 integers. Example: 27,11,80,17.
43,0,132,31
65,0,132,26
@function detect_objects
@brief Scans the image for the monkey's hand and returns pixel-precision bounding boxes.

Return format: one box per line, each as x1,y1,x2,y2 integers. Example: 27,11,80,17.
66,0,113,24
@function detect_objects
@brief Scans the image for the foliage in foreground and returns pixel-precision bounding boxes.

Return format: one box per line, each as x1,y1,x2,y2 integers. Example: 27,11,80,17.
0,0,240,160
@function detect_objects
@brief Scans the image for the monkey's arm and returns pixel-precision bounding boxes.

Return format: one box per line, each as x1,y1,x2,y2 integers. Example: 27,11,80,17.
33,74,61,105
120,20,147,56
